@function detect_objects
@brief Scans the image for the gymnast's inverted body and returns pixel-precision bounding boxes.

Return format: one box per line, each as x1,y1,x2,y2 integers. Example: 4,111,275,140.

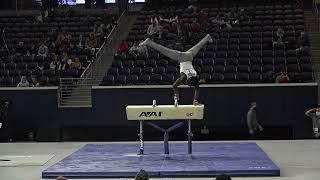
139,34,213,105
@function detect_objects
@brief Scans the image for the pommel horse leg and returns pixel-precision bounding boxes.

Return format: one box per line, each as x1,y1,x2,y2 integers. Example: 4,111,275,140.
147,121,184,154
188,120,193,154
139,120,144,155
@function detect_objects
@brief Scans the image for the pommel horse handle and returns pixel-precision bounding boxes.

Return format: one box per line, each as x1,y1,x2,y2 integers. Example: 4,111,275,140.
126,100,204,155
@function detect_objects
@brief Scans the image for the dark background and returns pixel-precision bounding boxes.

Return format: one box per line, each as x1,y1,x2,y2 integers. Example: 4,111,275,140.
0,84,317,142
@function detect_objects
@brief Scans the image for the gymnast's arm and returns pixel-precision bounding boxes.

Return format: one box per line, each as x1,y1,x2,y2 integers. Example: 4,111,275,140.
173,73,187,100
193,78,206,105
193,85,200,105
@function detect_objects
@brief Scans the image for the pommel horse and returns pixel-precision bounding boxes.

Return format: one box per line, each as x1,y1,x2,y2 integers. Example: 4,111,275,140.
126,101,204,155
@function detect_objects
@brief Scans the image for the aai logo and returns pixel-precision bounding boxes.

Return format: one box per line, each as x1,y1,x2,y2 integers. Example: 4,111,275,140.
139,112,162,117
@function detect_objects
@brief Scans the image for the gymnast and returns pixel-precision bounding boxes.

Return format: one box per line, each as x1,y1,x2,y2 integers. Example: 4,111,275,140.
139,34,213,105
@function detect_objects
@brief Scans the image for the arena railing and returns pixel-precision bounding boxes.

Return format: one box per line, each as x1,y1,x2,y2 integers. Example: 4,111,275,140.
314,0,320,32
59,10,126,107
80,10,126,82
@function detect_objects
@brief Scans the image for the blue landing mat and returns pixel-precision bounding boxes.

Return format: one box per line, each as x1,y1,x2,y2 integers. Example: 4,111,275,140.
42,143,280,178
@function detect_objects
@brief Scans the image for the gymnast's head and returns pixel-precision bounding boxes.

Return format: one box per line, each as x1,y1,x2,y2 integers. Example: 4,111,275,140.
187,76,206,88
135,169,149,180
215,174,232,180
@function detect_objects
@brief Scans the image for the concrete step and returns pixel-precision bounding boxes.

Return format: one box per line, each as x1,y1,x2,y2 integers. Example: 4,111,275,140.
64,95,92,98
63,100,92,104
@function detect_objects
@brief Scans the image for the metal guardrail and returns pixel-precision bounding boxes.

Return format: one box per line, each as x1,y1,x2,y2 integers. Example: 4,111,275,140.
59,10,127,107
80,10,126,82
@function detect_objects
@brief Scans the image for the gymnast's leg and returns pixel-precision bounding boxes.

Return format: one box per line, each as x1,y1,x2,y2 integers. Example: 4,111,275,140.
173,73,187,102
187,34,213,57
139,38,192,62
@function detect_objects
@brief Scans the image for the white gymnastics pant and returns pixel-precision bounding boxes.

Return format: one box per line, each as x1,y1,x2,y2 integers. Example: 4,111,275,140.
143,34,212,62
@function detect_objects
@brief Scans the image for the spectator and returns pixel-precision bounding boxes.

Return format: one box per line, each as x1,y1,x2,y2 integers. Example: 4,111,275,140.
56,176,67,180
190,18,201,33
49,42,59,55
159,13,178,24
68,43,79,55
187,1,198,12
15,41,27,55
94,24,105,44
70,57,84,71
135,169,149,180
35,12,43,23
31,76,39,87
230,8,239,25
49,55,59,70
85,33,98,56
58,52,72,71
38,43,49,57
17,76,30,87
224,11,232,23
216,174,232,180
296,31,310,52
238,8,251,22
171,18,182,37
210,15,221,26
27,44,38,55
272,28,284,47
198,10,209,25
86,33,98,49
210,15,232,28
276,28,284,40
76,35,84,49
273,28,284,47
50,58,60,71
116,41,129,54
305,107,320,138
247,102,263,137
42,8,49,19
63,33,72,49
273,37,284,47
275,71,290,83
115,41,129,60
104,23,113,35
56,32,65,48
181,20,191,42
147,20,162,39
159,13,181,36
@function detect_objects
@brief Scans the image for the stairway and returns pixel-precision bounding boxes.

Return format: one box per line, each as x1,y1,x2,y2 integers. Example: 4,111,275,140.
91,15,138,85
59,13,138,108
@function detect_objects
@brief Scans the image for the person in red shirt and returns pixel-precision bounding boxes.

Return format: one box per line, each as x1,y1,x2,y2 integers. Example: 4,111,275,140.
198,10,209,25
191,18,201,33
117,41,129,53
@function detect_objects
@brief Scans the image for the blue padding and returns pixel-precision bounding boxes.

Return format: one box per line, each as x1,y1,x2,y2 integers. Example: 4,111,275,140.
42,143,280,178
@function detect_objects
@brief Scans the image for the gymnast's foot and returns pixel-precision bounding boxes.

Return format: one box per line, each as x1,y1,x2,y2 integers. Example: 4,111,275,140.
139,38,150,46
206,34,213,43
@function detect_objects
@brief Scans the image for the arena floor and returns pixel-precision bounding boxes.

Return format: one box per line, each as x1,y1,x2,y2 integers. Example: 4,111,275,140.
0,140,319,180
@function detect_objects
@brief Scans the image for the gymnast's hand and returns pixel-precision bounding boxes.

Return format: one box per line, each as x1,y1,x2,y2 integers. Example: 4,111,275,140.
193,100,201,106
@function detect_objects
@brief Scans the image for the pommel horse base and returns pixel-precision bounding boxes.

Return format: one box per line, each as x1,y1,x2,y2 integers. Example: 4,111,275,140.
126,103,204,155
